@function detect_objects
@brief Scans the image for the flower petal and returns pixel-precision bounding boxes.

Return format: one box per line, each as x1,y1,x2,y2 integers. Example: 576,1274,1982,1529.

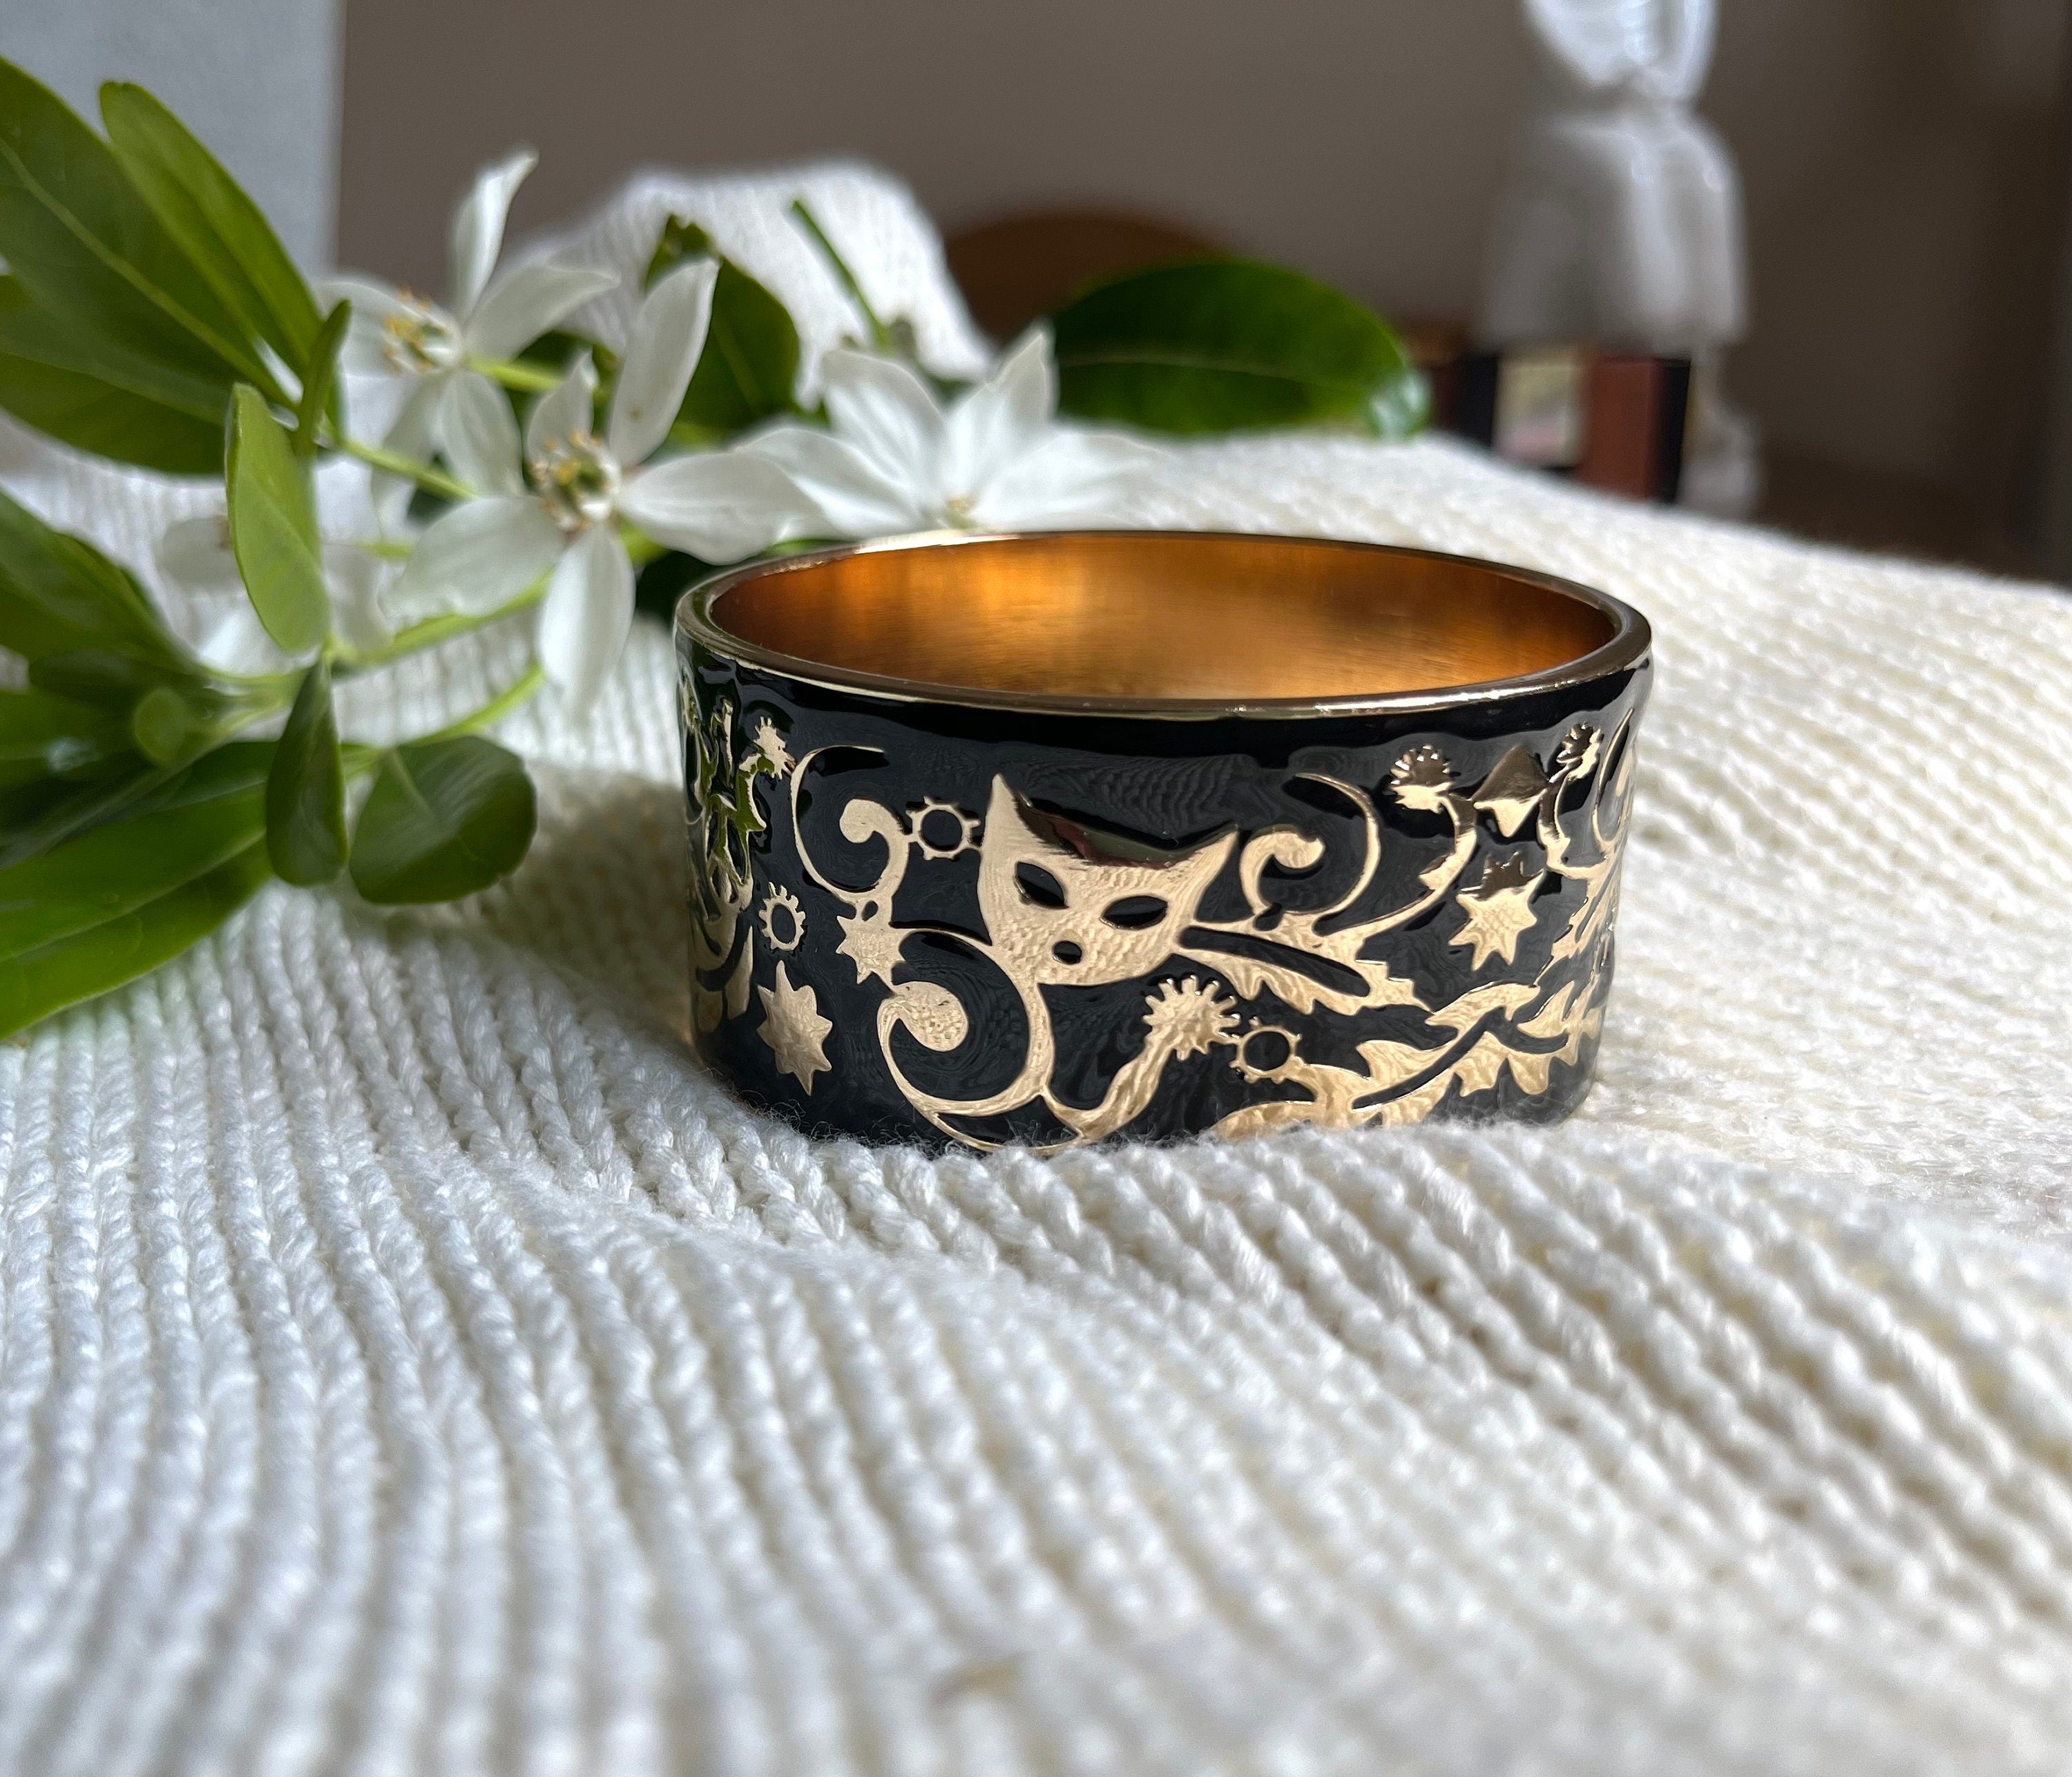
606,259,717,469
944,324,1053,494
320,544,396,657
390,494,564,621
966,425,1164,532
196,604,287,678
526,354,597,463
738,423,923,538
367,373,450,532
382,372,443,461
618,450,826,562
820,349,944,494
448,146,536,319
536,524,633,718
316,455,412,548
321,276,415,377
156,512,239,593
437,370,525,497
467,263,619,362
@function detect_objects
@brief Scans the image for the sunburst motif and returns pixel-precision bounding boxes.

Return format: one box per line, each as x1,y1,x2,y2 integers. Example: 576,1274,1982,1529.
1390,744,1456,812
909,797,980,860
758,962,833,1091
1143,977,1238,1059
758,883,805,952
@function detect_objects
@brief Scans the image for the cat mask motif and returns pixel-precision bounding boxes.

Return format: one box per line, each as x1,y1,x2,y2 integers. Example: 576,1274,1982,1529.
975,776,1236,990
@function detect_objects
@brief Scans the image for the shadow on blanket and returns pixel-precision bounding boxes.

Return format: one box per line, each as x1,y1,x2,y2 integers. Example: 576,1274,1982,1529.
465,767,694,1039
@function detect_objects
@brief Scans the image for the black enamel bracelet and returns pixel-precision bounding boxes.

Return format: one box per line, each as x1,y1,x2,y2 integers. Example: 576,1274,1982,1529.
677,530,1651,1151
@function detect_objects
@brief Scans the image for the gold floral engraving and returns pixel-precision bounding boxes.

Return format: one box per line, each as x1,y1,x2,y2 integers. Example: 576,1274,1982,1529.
685,697,792,1035
767,711,1636,1151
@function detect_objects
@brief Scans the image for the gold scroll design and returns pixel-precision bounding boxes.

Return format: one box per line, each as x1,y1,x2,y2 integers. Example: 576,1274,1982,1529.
789,713,1635,1152
685,693,794,1034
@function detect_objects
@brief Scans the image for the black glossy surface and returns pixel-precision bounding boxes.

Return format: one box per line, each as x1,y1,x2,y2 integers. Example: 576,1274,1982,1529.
677,622,1650,1153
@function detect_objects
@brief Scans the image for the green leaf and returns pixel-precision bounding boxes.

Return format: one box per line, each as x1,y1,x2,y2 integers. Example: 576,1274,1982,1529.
0,484,191,668
27,647,202,713
646,217,800,433
294,298,349,454
266,658,345,884
227,383,326,654
127,679,264,766
0,748,266,961
0,688,128,788
0,274,230,472
0,59,271,391
1048,259,1429,437
349,736,536,905
0,738,266,872
99,81,322,375
0,838,269,1038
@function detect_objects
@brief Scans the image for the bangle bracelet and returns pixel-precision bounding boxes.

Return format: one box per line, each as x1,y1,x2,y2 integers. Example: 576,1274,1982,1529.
678,530,1651,1152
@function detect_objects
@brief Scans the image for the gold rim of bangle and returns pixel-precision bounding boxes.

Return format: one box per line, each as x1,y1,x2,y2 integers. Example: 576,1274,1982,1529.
678,530,1651,720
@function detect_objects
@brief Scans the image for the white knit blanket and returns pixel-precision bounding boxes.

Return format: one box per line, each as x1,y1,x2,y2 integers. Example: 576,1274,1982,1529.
3,164,2071,1777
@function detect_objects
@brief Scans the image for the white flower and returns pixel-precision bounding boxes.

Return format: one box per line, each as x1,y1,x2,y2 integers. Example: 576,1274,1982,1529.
390,259,818,716
324,148,618,474
158,459,401,674
742,325,1161,535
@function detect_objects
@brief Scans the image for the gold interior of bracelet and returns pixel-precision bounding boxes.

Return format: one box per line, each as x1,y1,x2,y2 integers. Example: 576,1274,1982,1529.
707,532,1617,702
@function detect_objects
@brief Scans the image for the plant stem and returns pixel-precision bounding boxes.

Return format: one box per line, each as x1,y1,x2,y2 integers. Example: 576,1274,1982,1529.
621,524,667,568
467,355,561,394
789,199,893,350
339,437,472,503
422,663,545,742
337,581,550,675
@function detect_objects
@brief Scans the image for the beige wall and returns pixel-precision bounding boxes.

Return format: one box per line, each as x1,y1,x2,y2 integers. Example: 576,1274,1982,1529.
338,0,2068,524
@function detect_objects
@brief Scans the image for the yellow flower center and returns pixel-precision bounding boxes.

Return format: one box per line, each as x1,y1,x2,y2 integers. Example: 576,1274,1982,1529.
532,430,622,532
381,296,463,374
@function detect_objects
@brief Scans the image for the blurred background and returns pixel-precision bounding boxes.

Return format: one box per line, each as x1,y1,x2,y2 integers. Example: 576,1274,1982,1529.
6,0,2071,577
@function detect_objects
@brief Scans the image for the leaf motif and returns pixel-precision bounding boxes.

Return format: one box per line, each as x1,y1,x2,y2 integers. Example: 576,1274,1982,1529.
1354,1035,1450,1093
1423,979,1540,1037
0,838,269,1039
227,384,327,654
99,81,322,374
266,659,346,884
1186,909,1426,1017
1050,259,1427,437
0,59,269,390
348,736,536,905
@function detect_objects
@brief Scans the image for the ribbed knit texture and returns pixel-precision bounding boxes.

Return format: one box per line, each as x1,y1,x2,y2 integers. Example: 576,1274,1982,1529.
1,164,2070,1776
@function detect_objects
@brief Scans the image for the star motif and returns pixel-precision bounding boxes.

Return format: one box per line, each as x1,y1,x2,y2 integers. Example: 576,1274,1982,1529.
1448,852,1546,970
758,962,833,1092
835,912,908,988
